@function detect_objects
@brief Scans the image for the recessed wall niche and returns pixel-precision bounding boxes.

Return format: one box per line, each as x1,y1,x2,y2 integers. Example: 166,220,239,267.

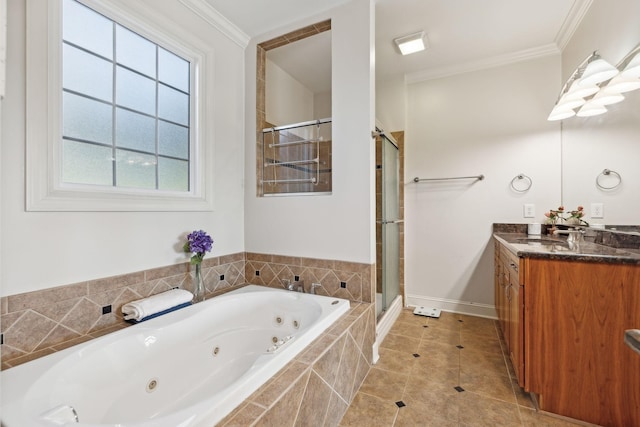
256,20,332,196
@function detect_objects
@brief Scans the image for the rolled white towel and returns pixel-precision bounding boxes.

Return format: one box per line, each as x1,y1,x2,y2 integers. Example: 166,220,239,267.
122,289,194,321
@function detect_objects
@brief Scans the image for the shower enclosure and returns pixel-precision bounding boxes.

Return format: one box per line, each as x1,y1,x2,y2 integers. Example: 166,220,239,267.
376,129,401,320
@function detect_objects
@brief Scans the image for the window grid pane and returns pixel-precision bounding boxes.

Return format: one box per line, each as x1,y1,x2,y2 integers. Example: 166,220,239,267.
61,0,191,192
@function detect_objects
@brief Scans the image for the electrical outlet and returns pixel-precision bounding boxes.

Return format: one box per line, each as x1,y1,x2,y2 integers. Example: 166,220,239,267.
523,204,536,218
591,203,604,218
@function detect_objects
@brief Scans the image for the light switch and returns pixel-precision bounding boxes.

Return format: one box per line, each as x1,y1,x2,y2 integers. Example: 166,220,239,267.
523,204,535,218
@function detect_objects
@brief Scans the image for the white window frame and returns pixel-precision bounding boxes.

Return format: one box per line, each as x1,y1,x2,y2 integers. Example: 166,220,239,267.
26,0,214,211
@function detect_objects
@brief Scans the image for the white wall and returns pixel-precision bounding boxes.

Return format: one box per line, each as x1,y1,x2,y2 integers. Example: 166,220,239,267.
560,0,640,225
314,90,332,119
403,56,561,316
244,0,376,263
375,76,405,132
0,0,245,296
266,59,314,126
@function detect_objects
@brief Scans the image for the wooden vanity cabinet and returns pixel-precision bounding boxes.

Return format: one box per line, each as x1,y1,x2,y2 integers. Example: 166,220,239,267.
494,242,524,386
495,238,640,425
524,258,640,427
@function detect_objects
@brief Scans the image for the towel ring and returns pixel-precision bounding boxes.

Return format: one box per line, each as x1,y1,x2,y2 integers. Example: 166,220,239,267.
510,174,532,193
596,169,622,190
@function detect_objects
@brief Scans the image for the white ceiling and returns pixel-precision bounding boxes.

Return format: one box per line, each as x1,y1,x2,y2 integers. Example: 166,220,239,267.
205,0,585,90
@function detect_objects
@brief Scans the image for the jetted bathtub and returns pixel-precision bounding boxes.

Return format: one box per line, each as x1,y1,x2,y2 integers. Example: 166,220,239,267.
0,285,350,427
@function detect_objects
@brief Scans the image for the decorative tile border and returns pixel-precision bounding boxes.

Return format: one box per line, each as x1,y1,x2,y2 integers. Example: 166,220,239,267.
245,252,374,303
1,253,375,370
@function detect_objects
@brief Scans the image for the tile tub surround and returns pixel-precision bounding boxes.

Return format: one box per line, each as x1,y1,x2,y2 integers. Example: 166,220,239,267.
245,252,375,304
218,302,375,426
0,253,246,369
1,252,374,369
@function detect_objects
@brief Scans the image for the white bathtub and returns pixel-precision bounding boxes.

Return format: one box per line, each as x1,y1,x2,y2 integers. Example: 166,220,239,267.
1,285,350,427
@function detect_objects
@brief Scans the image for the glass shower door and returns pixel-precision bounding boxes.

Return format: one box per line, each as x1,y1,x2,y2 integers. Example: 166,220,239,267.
379,134,400,319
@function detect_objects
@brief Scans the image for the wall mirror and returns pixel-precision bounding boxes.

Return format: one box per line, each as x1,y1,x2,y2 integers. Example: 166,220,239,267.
256,21,332,196
560,72,640,229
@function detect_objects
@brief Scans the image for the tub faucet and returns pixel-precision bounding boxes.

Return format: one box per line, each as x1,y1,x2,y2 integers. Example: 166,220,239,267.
294,280,305,293
282,279,295,291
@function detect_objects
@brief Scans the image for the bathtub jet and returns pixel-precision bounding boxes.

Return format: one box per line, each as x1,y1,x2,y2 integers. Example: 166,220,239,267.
0,285,350,427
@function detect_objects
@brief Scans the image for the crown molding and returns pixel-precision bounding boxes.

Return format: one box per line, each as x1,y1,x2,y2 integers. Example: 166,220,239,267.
406,43,561,84
555,0,593,51
178,0,250,48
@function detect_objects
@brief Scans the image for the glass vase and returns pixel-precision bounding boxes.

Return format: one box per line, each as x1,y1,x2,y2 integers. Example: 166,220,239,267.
193,263,205,303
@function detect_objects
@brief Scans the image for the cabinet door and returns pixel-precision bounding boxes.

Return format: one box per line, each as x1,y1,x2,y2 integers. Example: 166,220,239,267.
525,258,640,426
495,253,509,340
508,282,523,385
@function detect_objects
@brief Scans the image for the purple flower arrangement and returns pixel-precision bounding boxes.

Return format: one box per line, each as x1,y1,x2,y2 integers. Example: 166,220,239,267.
183,230,213,264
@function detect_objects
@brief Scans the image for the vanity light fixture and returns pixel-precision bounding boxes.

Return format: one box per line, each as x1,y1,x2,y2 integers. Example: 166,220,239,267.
394,31,427,56
548,44,640,121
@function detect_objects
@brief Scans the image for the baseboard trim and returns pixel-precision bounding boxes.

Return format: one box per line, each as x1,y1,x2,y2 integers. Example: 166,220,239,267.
372,295,403,364
405,294,497,319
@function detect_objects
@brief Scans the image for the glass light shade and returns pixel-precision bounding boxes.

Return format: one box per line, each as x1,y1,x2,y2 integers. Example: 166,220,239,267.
576,102,607,117
556,95,586,110
578,58,619,86
620,52,640,78
564,81,599,99
605,74,640,93
589,90,624,106
548,106,576,121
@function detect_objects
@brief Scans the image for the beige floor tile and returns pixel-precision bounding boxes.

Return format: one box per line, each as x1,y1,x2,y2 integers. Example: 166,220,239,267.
375,347,419,376
379,332,421,354
460,347,510,377
421,324,461,345
425,312,461,331
458,368,517,404
415,340,461,369
389,319,427,340
520,408,586,426
512,378,535,409
394,391,459,427
407,365,460,396
340,393,398,427
342,311,576,427
459,333,503,355
458,392,522,427
459,314,499,338
358,366,409,402
396,309,427,325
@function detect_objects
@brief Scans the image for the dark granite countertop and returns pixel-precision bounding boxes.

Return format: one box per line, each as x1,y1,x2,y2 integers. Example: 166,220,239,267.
493,229,640,265
625,330,640,355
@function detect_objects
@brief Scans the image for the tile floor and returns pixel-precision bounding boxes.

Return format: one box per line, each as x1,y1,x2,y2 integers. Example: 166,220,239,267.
340,309,586,427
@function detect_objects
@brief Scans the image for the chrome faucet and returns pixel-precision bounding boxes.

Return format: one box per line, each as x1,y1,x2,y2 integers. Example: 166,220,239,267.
282,279,295,291
553,227,585,250
282,279,305,292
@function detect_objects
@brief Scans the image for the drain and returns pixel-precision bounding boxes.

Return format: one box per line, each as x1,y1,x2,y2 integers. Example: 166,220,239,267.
146,378,159,393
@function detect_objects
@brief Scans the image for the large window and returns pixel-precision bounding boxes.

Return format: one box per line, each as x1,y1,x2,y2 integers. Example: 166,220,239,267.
62,0,190,191
26,0,212,211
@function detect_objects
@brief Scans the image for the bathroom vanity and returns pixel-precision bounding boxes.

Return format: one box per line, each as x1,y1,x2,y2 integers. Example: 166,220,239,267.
493,225,640,427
